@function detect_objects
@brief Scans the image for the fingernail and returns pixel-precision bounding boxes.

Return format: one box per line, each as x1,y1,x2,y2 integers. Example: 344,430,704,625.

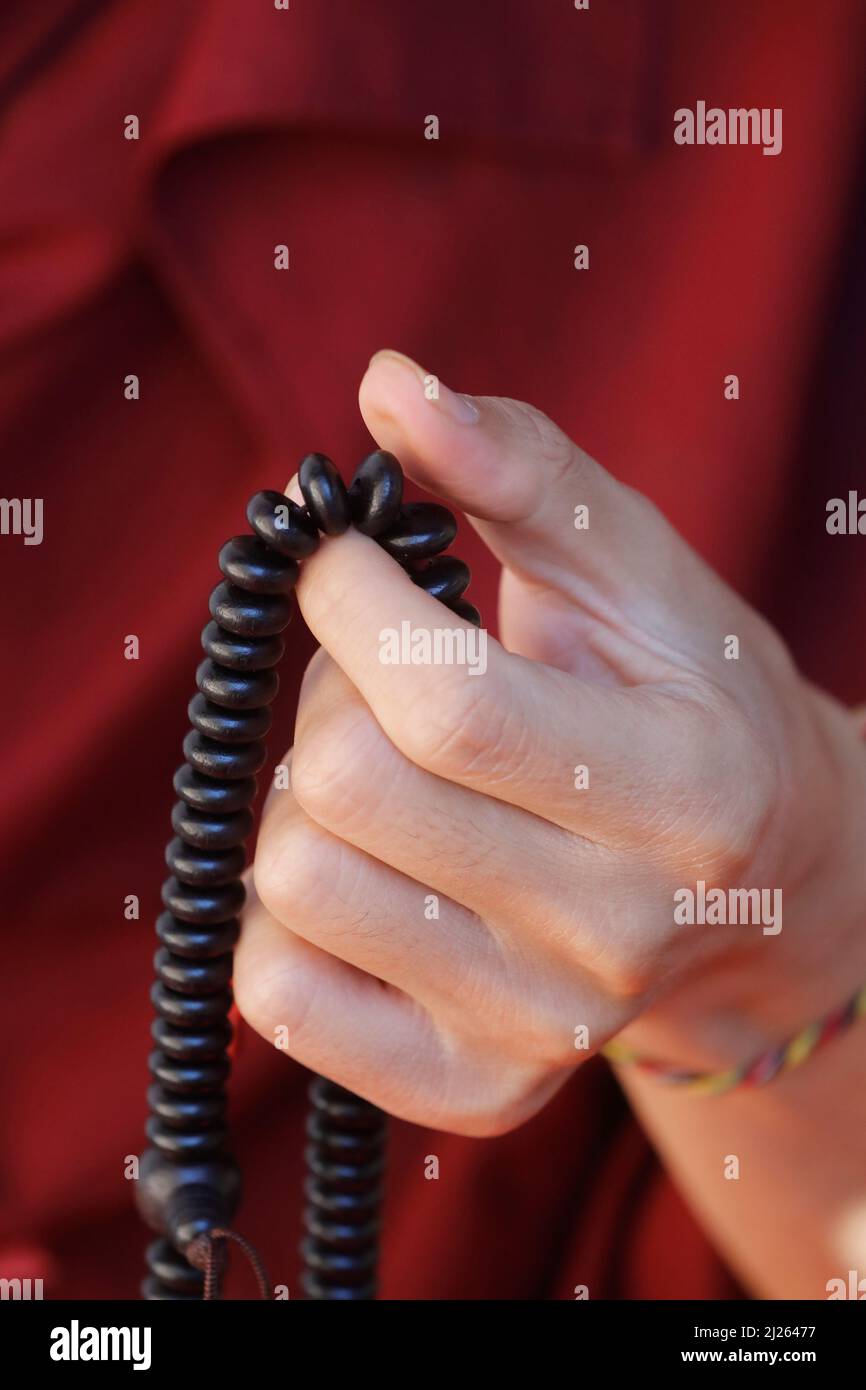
283,472,303,505
368,348,480,424
435,381,481,424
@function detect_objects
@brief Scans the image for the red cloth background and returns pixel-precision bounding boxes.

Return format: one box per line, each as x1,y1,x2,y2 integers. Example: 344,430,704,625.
1,0,865,1298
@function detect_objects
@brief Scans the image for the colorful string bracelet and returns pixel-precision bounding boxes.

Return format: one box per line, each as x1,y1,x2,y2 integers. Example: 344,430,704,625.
602,980,866,1097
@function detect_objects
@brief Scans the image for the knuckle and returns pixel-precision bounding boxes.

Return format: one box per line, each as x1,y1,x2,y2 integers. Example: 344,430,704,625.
254,818,390,959
632,687,781,883
402,673,513,782
574,899,664,1003
432,1067,559,1139
302,858,409,961
593,946,658,1003
722,733,779,872
253,815,335,926
233,946,321,1048
303,550,359,632
291,705,377,830
501,398,576,478
680,697,781,879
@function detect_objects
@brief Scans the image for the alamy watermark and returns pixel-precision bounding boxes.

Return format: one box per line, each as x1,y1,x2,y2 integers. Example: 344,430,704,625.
50,1321,151,1370
0,497,43,545
674,102,782,157
826,491,865,535
379,620,487,675
0,1276,43,1299
827,1270,866,1299
674,880,782,935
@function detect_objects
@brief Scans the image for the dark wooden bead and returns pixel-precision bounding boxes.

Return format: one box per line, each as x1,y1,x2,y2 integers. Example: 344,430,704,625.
411,555,471,604
301,1268,377,1300
156,912,240,959
167,1181,239,1252
170,801,253,851
165,838,245,888
448,598,482,627
182,730,266,781
201,620,284,672
299,453,350,535
209,582,291,637
145,1241,204,1295
147,1118,230,1159
218,535,299,593
301,1074,387,1288
147,1084,227,1129
305,1148,384,1186
309,1075,383,1126
151,982,234,1028
246,489,319,558
135,1149,240,1241
304,1175,382,1219
188,693,271,743
348,450,403,536
142,475,451,1296
151,1018,233,1059
196,658,279,710
304,1206,381,1248
306,1113,386,1152
377,502,457,561
149,1050,230,1093
161,875,246,925
300,1236,378,1277
155,946,233,996
173,764,257,813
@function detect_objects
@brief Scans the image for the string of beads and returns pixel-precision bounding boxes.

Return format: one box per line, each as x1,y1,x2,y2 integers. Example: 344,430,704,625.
135,450,478,1299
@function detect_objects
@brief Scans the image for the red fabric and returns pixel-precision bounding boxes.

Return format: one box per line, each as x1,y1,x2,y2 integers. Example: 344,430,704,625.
1,0,865,1298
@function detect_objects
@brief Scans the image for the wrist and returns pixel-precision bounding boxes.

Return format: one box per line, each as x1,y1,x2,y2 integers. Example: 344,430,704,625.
615,690,866,1074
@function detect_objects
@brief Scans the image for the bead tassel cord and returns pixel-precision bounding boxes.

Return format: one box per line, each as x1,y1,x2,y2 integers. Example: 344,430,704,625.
135,450,480,1300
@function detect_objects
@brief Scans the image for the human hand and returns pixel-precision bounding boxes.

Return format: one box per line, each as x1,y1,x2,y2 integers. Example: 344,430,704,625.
234,350,866,1134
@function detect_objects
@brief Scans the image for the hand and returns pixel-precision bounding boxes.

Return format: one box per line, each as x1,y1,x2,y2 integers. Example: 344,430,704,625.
234,350,866,1135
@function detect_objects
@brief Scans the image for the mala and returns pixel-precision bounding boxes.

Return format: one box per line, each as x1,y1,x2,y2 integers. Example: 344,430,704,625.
135,450,479,1301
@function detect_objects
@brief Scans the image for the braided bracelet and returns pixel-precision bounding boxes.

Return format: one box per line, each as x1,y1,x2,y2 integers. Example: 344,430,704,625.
135,450,479,1300
602,980,866,1096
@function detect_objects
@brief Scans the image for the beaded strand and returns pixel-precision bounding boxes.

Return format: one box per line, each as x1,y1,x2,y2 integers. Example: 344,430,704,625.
135,450,479,1299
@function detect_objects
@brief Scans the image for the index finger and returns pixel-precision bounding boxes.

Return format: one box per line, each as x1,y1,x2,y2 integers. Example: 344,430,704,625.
292,522,704,847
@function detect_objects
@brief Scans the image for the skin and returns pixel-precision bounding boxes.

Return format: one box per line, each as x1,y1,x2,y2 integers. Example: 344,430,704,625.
234,348,866,1299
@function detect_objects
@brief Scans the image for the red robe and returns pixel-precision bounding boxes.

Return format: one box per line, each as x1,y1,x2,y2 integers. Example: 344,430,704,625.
1,0,864,1298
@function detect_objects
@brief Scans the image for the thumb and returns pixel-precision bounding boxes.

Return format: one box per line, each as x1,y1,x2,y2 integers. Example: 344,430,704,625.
358,349,709,628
